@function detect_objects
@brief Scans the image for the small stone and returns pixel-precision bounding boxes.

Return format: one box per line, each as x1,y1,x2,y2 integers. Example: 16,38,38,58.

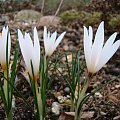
51,102,60,115
38,16,60,27
55,92,62,97
58,68,62,73
63,45,69,51
58,96,65,103
23,88,27,92
24,22,29,26
115,85,120,89
64,99,71,106
12,95,15,108
62,54,72,62
93,81,100,87
64,87,70,93
95,92,103,98
111,87,115,90
100,111,106,115
113,115,120,120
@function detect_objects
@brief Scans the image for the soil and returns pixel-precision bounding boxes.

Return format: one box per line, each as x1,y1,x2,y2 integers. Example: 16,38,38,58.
0,0,120,120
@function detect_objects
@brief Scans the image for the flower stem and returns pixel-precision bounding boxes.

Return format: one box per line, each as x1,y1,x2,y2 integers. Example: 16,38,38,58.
3,70,8,106
3,70,13,120
5,110,13,120
75,77,90,120
35,80,43,120
44,55,47,73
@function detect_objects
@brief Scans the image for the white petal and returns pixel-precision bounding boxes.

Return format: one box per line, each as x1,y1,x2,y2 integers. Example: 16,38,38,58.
33,27,40,76
54,32,66,49
8,32,11,63
18,29,33,76
95,40,120,73
88,26,93,47
0,26,10,66
33,27,40,57
49,31,57,54
103,32,117,48
44,26,49,54
90,21,104,73
24,33,33,49
84,26,92,72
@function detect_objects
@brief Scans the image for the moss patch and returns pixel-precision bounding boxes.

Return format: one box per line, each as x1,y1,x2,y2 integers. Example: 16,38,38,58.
60,10,102,26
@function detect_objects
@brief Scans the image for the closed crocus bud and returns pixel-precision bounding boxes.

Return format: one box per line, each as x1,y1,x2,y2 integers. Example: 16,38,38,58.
43,26,66,57
84,21,120,75
18,27,40,80
0,26,11,70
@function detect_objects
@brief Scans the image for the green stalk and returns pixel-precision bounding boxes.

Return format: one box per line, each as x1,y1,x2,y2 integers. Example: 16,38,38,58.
3,70,8,105
6,110,13,120
75,78,90,120
3,70,13,120
35,80,43,120
44,55,47,73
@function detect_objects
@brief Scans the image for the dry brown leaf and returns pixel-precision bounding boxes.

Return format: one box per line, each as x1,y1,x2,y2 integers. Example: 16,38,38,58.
58,112,74,120
81,111,95,119
108,94,119,104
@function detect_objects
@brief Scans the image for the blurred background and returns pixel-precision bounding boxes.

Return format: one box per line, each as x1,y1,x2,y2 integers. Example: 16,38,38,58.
0,0,120,33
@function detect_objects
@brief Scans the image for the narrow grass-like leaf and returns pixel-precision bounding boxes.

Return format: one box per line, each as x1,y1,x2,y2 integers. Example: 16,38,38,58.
9,42,19,111
77,78,116,117
0,78,8,114
0,73,35,117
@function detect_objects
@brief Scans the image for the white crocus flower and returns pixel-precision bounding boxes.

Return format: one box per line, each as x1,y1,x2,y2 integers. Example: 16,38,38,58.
84,21,120,74
43,26,66,57
18,27,40,80
0,26,11,70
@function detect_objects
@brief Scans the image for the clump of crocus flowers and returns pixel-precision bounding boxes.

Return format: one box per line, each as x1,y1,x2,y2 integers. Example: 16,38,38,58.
0,21,119,120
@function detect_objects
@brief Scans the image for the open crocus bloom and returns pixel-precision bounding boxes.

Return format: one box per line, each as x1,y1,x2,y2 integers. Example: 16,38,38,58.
84,21,120,74
18,27,40,80
0,26,11,70
44,26,66,57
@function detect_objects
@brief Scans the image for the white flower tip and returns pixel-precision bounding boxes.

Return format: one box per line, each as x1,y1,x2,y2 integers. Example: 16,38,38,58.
89,26,92,30
6,25,8,30
84,26,88,31
113,32,117,36
53,31,57,36
44,26,47,37
34,27,37,32
61,31,66,37
83,26,86,29
18,29,21,34
101,21,104,25
99,21,104,29
44,26,47,31
17,29,23,39
63,31,66,35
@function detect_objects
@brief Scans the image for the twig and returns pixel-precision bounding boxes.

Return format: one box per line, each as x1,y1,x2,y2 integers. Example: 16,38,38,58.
49,0,64,26
41,0,45,15
37,0,45,27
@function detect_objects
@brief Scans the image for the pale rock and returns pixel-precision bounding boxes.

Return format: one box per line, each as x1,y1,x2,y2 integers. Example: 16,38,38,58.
51,102,60,115
38,16,60,27
115,84,120,89
14,10,41,23
64,87,70,93
95,92,103,98
63,45,69,51
58,96,65,103
100,111,106,115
